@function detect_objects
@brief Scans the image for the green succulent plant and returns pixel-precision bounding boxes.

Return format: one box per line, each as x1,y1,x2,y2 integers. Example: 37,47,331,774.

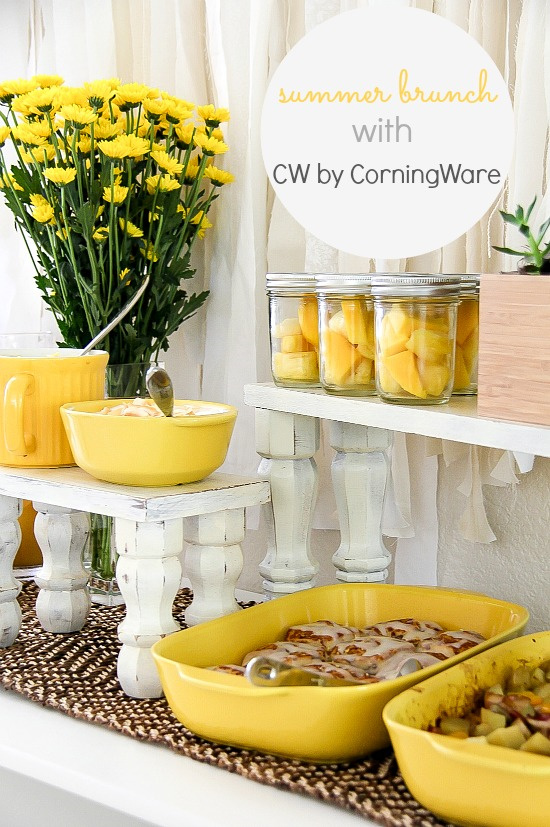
493,197,550,273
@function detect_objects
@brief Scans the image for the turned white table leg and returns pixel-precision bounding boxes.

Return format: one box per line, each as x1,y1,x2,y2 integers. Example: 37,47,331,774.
0,496,22,647
33,502,90,633
115,518,182,698
256,408,320,596
183,508,245,626
330,422,392,582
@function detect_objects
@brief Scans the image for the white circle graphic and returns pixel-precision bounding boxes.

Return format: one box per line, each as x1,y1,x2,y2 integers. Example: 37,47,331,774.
261,8,514,259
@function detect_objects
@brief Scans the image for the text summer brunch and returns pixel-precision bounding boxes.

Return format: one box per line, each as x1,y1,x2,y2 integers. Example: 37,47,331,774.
272,68,502,190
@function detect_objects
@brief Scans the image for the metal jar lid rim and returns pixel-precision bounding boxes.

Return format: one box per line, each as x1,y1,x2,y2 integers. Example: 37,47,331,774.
371,274,461,298
266,272,317,292
316,274,373,295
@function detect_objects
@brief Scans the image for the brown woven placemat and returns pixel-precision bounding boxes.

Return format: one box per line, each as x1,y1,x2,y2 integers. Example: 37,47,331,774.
0,582,452,827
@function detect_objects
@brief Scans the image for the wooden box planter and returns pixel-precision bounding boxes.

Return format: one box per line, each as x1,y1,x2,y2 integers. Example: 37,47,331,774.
477,273,550,426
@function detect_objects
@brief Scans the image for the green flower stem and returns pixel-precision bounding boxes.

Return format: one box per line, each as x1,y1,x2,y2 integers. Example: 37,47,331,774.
59,186,95,333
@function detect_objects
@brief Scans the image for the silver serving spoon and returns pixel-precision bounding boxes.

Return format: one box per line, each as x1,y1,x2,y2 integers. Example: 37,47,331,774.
146,365,174,417
79,274,150,356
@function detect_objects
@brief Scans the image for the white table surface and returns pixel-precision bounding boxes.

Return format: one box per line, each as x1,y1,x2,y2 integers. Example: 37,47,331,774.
0,687,372,827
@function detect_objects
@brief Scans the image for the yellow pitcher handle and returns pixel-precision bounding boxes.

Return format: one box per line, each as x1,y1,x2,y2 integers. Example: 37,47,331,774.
4,373,36,456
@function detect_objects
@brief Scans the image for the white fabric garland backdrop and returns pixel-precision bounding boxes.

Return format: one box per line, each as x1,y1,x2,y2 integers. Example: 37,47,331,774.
0,0,548,585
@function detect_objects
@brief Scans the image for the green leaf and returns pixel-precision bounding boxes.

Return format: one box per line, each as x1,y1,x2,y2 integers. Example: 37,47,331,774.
499,210,519,225
75,202,95,236
515,204,524,221
525,195,538,222
492,246,523,257
537,216,550,244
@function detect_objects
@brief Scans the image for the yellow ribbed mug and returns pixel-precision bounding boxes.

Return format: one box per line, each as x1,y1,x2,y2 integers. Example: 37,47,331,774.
0,349,108,467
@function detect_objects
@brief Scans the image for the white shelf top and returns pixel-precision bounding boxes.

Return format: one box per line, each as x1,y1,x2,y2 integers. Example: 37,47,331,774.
0,465,270,521
244,383,550,458
0,687,370,827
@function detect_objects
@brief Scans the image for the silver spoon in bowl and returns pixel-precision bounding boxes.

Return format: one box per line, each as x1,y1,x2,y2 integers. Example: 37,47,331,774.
146,365,174,417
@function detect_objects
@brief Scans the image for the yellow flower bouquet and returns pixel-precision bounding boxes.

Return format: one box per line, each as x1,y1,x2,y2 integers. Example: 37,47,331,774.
0,75,233,372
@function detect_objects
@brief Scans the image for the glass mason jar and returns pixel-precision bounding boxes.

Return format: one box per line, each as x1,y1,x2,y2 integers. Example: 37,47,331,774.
453,275,480,395
371,274,461,405
316,275,376,396
266,273,320,388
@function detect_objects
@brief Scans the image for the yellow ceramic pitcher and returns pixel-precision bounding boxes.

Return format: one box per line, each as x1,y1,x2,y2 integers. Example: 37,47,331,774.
0,348,108,467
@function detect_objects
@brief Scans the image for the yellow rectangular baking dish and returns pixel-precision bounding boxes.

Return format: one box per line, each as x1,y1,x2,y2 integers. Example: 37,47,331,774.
383,631,550,827
152,583,528,763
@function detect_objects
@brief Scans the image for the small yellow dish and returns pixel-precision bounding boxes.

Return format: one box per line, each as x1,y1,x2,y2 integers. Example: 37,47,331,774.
383,632,550,827
151,583,528,763
60,398,237,486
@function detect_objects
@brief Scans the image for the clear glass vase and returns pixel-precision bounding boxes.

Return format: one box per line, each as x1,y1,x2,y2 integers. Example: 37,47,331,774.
87,361,162,606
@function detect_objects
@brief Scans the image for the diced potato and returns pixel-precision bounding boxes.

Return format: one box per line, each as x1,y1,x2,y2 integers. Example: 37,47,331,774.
520,733,550,756
346,357,373,387
273,317,301,337
341,299,370,345
411,314,450,335
461,330,478,374
440,717,471,736
272,351,318,382
379,314,409,357
377,362,402,394
383,350,426,399
486,726,527,750
328,310,348,337
418,363,450,397
453,346,471,390
321,329,362,386
474,723,493,737
480,707,507,732
281,334,311,353
298,299,319,347
406,328,451,362
386,306,414,339
456,299,479,346
357,339,375,361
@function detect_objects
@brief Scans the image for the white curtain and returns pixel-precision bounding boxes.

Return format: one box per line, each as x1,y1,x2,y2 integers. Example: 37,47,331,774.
0,0,548,575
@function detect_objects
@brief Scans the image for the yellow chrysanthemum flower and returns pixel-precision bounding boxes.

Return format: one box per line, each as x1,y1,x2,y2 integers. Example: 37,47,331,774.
13,87,57,115
182,158,200,183
93,118,123,140
60,104,98,129
140,242,159,262
20,119,53,140
55,227,68,241
83,80,116,110
115,83,156,108
0,126,10,147
150,149,183,176
43,167,77,186
165,102,194,124
193,133,228,156
197,104,230,126
55,86,87,108
119,218,143,237
143,99,170,119
78,136,92,154
175,123,194,147
103,184,129,204
145,173,180,194
0,78,38,100
1,173,23,191
29,193,51,208
32,74,64,89
22,144,56,164
12,124,47,145
98,134,150,159
118,267,131,282
93,227,109,242
204,166,234,187
31,202,55,224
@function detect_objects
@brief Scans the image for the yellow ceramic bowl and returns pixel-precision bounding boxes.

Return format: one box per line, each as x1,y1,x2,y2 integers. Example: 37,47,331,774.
383,632,550,827
60,399,237,486
151,583,528,763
